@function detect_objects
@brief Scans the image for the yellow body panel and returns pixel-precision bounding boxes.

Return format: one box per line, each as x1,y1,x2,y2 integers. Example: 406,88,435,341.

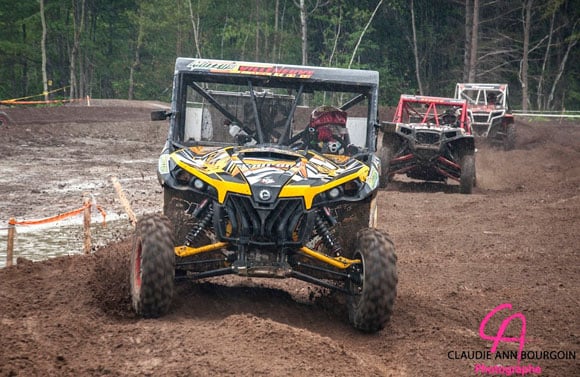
171,147,370,209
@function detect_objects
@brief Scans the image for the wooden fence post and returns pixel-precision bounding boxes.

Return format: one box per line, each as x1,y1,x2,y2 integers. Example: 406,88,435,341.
83,197,91,254
6,219,15,267
111,176,137,228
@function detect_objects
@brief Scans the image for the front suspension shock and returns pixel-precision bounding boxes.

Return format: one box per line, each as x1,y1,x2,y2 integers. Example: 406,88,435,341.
185,200,214,246
314,208,342,256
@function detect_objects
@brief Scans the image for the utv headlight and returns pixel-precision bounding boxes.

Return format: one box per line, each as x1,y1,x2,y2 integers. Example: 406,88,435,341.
175,168,210,191
175,168,194,185
193,178,207,191
328,187,341,199
313,185,343,205
320,185,343,201
344,180,361,195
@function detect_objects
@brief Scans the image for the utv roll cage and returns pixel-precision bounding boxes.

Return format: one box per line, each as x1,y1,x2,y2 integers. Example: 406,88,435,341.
392,95,471,134
152,58,380,152
454,83,515,148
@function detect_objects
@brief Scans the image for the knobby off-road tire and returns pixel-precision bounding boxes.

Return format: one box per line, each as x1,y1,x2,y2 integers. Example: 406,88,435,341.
0,111,12,126
504,123,516,151
131,214,175,318
347,228,397,333
377,144,393,188
459,154,476,194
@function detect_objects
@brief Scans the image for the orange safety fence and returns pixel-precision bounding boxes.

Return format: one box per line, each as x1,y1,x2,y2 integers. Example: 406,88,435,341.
8,202,107,227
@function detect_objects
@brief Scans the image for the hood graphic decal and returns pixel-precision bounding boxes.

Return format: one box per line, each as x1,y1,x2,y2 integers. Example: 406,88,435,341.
169,146,369,208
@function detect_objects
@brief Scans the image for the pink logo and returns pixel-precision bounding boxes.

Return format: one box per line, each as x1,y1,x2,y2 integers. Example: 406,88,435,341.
479,303,527,363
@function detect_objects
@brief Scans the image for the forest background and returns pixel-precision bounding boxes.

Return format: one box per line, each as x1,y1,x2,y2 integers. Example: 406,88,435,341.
0,0,578,111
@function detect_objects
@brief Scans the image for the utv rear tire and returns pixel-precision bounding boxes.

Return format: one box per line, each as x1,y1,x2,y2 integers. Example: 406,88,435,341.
347,228,397,333
504,123,516,151
131,214,175,318
459,154,475,194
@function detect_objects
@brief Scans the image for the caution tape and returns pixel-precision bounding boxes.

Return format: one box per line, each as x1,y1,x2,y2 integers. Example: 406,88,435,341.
1,99,69,105
1,86,69,102
0,98,88,106
8,202,107,227
0,86,90,106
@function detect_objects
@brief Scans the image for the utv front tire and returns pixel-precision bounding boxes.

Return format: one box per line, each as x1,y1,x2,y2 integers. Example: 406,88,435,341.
504,122,516,151
377,144,393,188
347,228,397,333
0,111,12,126
131,214,175,318
459,154,475,194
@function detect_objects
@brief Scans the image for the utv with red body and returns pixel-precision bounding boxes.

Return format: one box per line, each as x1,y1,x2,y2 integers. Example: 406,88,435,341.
377,95,476,194
454,83,515,150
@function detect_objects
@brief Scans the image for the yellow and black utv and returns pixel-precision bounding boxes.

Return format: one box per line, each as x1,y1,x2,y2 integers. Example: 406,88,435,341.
131,58,397,332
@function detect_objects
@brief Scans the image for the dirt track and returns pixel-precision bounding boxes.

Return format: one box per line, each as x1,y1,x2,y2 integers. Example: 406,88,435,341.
0,102,578,376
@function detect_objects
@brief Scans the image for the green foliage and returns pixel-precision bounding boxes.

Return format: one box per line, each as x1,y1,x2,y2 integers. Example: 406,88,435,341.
0,0,577,109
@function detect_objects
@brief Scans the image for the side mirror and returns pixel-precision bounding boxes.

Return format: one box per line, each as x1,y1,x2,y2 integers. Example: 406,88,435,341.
151,110,171,121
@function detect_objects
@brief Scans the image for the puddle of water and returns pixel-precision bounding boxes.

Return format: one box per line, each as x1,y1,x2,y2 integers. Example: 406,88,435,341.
0,214,135,268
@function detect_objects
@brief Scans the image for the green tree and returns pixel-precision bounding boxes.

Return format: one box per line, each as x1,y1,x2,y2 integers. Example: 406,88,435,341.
0,0,577,110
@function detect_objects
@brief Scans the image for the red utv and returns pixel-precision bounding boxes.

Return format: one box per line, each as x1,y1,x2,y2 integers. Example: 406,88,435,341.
377,95,476,194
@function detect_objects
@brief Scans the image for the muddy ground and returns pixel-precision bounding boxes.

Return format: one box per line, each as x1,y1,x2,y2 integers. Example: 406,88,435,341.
0,101,578,376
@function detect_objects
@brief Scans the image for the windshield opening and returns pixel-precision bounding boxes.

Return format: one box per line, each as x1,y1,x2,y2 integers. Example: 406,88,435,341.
175,75,372,154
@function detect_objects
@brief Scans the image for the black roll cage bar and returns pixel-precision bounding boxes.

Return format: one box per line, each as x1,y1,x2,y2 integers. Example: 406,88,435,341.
184,75,370,147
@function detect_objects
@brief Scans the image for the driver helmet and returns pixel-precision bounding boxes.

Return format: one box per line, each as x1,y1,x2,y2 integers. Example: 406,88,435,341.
327,140,342,153
441,109,458,125
309,106,349,153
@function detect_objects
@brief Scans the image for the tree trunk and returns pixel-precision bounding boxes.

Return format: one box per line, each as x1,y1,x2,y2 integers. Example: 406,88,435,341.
410,0,423,94
40,0,48,102
547,20,578,110
21,24,28,96
272,0,279,61
188,0,202,58
78,49,85,98
348,0,383,70
220,17,228,59
520,0,532,111
276,0,288,62
299,0,308,65
467,0,479,82
255,0,260,61
128,5,145,100
69,0,85,100
463,0,473,82
328,7,342,66
536,11,555,110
